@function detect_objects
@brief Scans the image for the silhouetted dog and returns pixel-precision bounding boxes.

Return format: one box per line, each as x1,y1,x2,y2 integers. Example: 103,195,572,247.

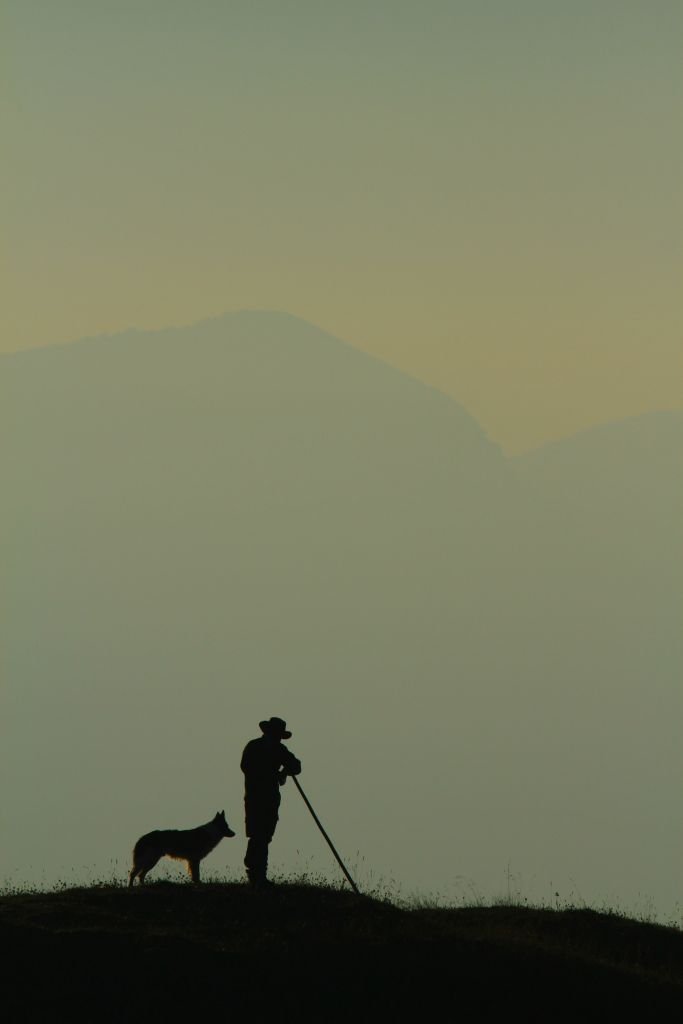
129,810,235,885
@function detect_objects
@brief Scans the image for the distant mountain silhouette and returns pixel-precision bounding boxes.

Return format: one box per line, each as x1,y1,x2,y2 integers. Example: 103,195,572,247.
515,409,683,516
2,313,681,916
513,411,683,645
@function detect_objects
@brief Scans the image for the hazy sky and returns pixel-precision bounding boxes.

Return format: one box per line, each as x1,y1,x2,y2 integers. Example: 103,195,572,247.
3,1,682,452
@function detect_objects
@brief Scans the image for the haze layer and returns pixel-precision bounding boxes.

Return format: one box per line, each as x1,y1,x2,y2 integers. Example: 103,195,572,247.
2,313,681,914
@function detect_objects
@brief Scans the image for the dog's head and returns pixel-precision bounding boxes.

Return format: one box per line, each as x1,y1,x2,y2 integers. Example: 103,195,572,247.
215,810,236,838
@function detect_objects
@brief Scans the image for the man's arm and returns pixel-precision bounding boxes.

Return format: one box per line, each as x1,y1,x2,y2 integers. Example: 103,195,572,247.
279,745,302,777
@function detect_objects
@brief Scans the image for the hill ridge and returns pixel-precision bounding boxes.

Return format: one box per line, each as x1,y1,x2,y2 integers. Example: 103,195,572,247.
3,881,682,1018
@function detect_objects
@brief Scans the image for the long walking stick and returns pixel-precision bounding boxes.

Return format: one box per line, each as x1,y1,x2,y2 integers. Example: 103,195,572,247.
291,775,360,895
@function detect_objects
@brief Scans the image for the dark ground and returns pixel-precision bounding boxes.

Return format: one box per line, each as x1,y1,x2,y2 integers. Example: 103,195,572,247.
2,881,682,1021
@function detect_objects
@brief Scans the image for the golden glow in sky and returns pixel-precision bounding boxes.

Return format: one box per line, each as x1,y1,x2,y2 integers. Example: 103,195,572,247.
3,1,682,451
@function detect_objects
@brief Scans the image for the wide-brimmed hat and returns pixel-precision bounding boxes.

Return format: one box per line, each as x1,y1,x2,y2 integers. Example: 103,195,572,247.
259,717,292,739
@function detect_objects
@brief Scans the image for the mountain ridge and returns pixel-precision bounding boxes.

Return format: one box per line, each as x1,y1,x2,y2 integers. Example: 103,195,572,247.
4,310,680,458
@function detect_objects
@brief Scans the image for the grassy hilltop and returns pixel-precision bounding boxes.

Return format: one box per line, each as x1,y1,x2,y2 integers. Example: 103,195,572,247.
2,881,682,1020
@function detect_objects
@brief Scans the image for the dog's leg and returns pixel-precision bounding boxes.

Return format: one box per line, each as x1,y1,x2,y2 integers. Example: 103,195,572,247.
128,867,138,887
136,855,160,885
188,860,201,883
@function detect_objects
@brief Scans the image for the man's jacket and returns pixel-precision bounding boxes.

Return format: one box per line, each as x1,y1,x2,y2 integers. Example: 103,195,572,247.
241,737,302,801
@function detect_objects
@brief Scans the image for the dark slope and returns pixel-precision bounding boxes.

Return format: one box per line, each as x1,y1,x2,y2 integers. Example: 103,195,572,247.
2,883,682,1020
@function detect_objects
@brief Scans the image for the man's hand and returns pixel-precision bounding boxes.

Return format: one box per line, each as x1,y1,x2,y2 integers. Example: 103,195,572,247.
277,770,288,786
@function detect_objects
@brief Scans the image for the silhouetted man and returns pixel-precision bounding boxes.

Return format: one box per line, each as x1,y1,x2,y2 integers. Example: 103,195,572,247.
241,717,302,887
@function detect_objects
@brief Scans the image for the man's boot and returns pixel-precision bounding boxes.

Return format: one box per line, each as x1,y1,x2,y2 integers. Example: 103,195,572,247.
246,869,273,889
245,835,272,887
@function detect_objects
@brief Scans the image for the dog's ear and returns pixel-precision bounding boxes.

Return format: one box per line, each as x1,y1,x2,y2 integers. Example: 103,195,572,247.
220,810,225,818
